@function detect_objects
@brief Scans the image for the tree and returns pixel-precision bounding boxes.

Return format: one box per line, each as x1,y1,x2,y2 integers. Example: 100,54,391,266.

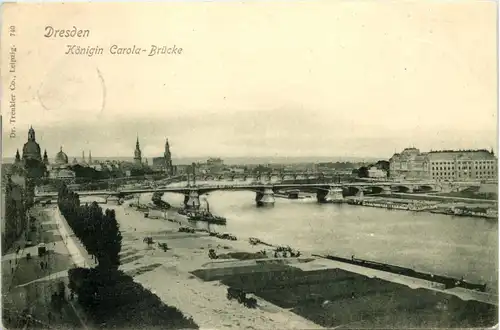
375,160,390,171
58,186,122,271
357,166,369,178
98,209,122,269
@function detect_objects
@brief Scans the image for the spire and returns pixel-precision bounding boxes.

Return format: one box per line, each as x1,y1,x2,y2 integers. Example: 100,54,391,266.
89,150,92,164
43,149,49,165
134,135,142,164
82,150,86,163
60,146,63,152
28,126,36,141
15,149,21,163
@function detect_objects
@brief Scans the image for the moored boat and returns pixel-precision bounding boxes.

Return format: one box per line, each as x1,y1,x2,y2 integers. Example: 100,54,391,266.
188,211,227,224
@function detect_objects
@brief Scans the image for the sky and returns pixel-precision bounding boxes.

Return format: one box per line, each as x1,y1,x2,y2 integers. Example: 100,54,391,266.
1,1,497,160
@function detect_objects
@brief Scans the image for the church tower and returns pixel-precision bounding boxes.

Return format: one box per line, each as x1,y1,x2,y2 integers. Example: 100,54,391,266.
134,136,142,165
28,126,36,141
164,138,173,175
89,150,92,164
14,149,21,164
43,150,49,165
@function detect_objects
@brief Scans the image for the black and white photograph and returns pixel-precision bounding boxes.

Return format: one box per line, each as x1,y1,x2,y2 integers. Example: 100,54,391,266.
1,2,498,329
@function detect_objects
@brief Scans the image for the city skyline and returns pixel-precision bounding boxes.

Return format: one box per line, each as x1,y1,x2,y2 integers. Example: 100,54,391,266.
2,2,497,160
3,126,497,162
3,111,497,161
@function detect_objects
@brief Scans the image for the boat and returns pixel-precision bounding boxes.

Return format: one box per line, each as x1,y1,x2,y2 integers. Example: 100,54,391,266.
188,211,227,224
187,198,227,224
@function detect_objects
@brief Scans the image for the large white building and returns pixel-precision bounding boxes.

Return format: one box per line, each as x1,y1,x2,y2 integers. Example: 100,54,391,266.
47,147,76,181
368,166,387,178
389,148,497,181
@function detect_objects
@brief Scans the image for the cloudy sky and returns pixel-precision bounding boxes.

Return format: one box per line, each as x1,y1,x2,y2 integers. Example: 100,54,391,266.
2,1,497,160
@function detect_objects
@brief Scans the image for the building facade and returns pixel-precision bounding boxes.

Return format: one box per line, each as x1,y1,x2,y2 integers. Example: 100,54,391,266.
47,147,76,182
389,148,429,180
206,157,224,173
368,166,387,178
427,150,497,181
389,148,497,181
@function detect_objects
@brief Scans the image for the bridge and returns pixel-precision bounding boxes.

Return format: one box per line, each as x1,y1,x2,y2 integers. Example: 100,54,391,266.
35,181,455,208
165,171,349,184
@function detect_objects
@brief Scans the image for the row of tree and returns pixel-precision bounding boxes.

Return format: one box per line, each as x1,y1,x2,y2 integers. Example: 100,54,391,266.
57,184,198,328
58,183,122,270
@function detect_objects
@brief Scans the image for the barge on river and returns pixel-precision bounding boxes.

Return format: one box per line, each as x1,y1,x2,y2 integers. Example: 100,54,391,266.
315,254,487,292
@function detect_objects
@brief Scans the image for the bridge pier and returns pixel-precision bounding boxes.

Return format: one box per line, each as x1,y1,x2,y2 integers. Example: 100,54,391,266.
382,186,392,195
316,187,344,203
184,190,200,209
356,190,364,199
255,188,275,207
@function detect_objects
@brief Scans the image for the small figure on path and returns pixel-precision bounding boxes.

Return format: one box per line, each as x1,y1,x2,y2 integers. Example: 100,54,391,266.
40,261,44,270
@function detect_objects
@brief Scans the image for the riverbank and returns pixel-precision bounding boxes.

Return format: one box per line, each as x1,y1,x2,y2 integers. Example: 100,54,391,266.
342,194,498,220
107,201,498,328
111,202,323,329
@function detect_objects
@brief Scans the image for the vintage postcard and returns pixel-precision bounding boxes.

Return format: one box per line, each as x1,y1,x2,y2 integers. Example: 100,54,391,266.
1,1,498,329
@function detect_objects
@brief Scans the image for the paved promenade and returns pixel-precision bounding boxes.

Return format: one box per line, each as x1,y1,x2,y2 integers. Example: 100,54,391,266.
2,206,87,329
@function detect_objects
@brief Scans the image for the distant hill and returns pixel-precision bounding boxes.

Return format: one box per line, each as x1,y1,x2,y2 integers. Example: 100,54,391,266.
1,156,381,165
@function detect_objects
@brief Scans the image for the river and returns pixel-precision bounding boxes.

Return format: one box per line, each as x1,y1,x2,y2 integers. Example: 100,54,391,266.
87,179,499,293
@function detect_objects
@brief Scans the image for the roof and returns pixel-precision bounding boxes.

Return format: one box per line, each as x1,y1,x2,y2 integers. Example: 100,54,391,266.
55,149,69,164
22,140,41,160
427,150,496,161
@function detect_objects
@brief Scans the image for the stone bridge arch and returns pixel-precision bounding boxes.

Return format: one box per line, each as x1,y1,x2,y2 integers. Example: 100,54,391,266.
368,186,385,194
344,186,363,196
418,185,434,192
392,185,412,193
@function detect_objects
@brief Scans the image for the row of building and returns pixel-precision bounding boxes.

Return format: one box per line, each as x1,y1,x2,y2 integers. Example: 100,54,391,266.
13,126,498,182
389,147,497,181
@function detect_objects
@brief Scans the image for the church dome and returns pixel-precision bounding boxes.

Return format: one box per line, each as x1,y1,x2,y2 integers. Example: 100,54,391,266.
22,141,41,161
55,147,69,165
22,126,42,162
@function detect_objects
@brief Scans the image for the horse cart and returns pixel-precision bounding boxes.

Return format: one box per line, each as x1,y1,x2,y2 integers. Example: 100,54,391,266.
226,287,257,308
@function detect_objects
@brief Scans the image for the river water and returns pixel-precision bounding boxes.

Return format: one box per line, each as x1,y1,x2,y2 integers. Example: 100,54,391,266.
95,179,499,293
